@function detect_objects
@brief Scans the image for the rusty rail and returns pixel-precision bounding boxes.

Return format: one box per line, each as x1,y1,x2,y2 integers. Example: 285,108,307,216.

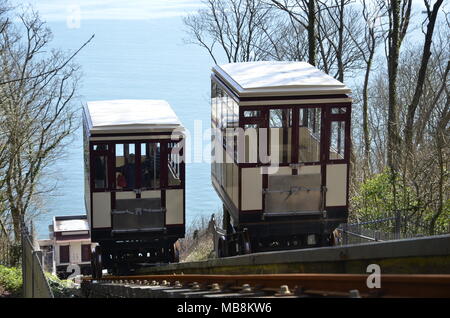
83,273,450,298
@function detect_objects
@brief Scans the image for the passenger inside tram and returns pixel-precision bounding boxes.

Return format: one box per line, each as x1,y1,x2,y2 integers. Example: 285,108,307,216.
141,144,160,189
121,154,136,189
93,144,108,189
94,156,107,188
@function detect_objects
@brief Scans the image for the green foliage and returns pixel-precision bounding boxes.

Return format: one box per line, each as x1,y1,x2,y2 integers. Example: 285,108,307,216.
351,171,450,235
0,265,80,298
0,265,22,297
351,170,418,222
422,199,450,234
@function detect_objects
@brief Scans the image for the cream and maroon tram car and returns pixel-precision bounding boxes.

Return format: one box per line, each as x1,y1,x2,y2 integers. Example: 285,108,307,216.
83,100,185,277
211,61,351,256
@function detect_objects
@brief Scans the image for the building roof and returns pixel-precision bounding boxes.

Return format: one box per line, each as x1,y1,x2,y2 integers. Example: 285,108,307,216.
84,99,184,134
53,215,89,233
213,61,351,97
37,239,53,247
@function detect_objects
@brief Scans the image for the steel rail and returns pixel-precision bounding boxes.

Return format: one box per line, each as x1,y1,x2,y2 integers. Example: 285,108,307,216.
85,273,450,298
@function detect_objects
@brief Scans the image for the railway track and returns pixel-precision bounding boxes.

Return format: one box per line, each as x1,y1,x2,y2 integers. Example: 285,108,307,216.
82,273,450,298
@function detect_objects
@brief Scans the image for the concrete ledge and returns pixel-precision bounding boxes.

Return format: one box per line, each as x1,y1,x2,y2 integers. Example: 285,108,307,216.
137,235,450,275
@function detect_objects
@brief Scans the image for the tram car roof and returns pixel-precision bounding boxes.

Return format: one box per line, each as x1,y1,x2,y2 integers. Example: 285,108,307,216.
84,99,184,135
212,61,351,98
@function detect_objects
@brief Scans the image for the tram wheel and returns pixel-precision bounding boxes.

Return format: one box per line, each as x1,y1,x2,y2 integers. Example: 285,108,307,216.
242,240,251,254
217,237,227,258
174,247,180,263
170,244,180,263
112,263,120,276
329,230,341,246
94,246,103,279
175,241,181,262
241,229,252,254
223,206,233,235
90,250,97,279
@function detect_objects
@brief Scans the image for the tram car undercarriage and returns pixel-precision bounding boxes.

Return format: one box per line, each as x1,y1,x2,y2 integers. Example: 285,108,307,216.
83,100,185,278
209,61,352,257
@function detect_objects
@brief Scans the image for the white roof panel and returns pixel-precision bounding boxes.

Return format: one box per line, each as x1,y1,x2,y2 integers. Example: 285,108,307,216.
54,219,89,232
85,99,183,133
213,61,351,96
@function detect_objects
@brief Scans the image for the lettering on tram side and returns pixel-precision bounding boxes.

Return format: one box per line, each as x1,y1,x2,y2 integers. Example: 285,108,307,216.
366,264,381,289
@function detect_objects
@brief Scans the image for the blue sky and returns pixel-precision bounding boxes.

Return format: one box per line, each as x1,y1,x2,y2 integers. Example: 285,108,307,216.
9,0,444,22
10,0,203,20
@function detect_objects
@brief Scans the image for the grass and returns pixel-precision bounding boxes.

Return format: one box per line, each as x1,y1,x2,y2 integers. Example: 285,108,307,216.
183,232,215,262
179,213,221,262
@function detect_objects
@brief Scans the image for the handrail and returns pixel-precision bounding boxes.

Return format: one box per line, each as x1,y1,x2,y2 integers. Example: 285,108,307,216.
336,228,384,242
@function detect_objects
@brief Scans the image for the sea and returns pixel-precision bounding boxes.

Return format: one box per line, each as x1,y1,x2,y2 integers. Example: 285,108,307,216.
17,1,225,238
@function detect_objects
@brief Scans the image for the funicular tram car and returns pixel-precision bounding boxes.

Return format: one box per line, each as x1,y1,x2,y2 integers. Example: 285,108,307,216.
83,100,185,278
210,61,352,256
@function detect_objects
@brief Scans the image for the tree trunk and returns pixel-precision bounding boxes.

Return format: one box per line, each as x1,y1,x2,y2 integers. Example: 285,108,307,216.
336,0,345,82
362,49,374,174
404,0,444,158
307,0,316,66
387,0,401,171
11,208,22,245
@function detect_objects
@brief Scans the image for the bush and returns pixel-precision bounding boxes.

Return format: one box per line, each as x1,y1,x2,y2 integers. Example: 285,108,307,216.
351,170,450,235
0,265,80,298
0,265,23,297
351,170,418,221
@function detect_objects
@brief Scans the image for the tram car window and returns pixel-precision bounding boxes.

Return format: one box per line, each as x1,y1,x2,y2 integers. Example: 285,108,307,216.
210,61,352,256
83,100,185,278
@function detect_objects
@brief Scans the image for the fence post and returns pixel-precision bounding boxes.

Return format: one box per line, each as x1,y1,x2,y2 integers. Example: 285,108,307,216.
21,216,26,298
31,249,35,298
374,231,381,242
394,210,401,239
343,223,348,245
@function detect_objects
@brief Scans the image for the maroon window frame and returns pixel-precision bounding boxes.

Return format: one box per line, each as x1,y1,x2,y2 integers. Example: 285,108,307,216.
236,104,351,167
59,245,70,263
268,107,293,164
81,244,91,262
90,142,114,192
238,106,267,165
90,139,184,192
324,105,351,164
167,141,185,189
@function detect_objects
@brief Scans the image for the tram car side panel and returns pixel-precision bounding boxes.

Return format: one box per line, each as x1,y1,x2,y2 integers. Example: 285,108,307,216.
210,61,352,254
83,114,92,231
